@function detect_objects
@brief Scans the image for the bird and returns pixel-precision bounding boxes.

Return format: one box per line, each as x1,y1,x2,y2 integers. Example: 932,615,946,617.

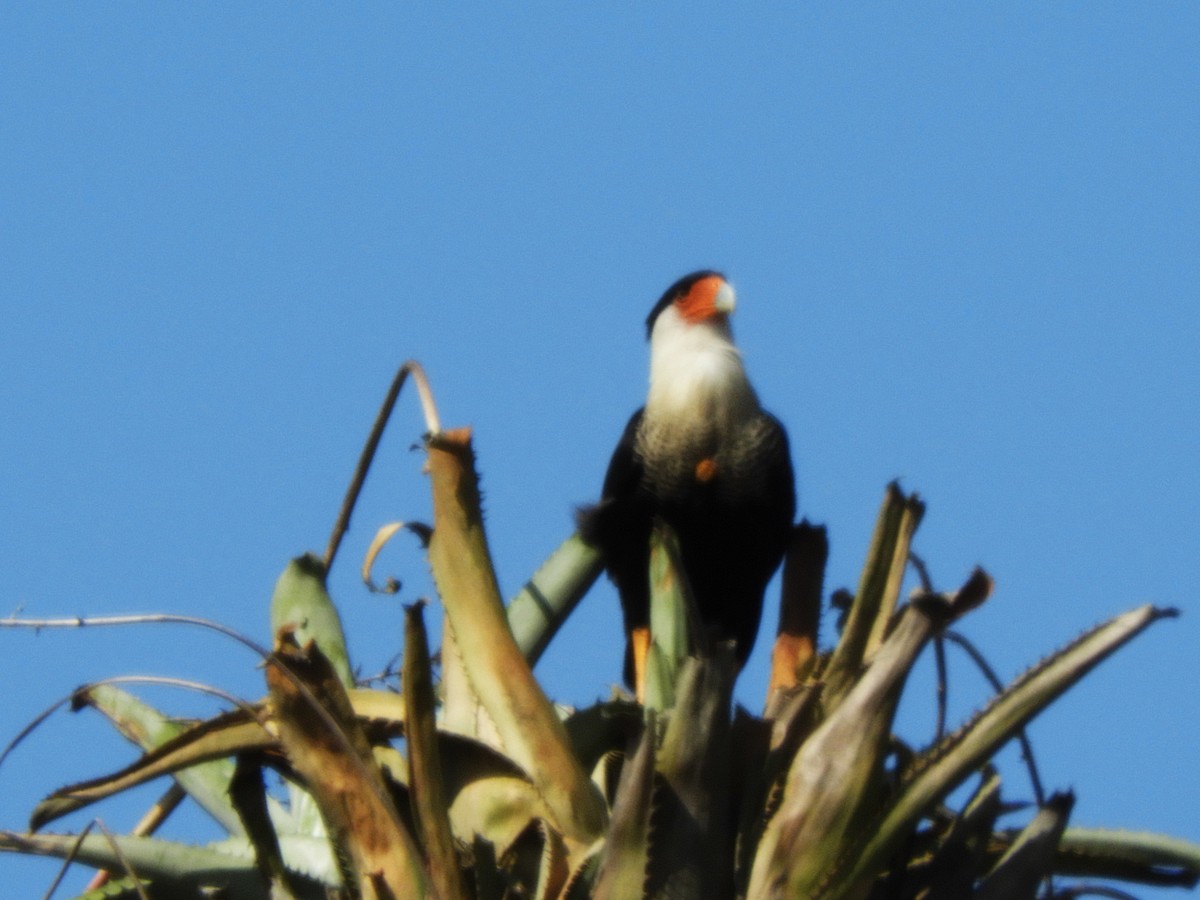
580,270,795,700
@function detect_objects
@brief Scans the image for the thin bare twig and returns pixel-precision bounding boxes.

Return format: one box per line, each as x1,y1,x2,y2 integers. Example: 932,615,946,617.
908,552,934,593
356,654,403,689
933,634,948,742
909,554,947,740
324,360,441,573
0,674,255,774
84,783,186,893
0,612,272,660
83,674,253,711
42,820,94,900
93,818,149,900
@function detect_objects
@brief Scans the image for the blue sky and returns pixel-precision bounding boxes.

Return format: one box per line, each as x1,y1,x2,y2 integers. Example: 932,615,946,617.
3,6,1198,896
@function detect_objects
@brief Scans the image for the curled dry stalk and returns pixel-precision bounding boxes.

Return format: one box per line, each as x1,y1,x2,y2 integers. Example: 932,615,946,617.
324,359,441,573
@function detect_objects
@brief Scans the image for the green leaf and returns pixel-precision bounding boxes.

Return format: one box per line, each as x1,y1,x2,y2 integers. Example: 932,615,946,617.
507,533,603,667
917,766,1003,898
563,699,642,779
824,482,924,708
404,601,469,900
269,554,353,689
266,634,426,897
839,604,1176,897
0,830,331,898
425,428,607,845
79,684,246,836
31,709,275,832
976,792,1073,900
34,686,407,833
593,711,657,900
748,595,941,899
1045,827,1200,888
643,522,694,714
734,684,823,894
651,648,737,900
227,755,303,898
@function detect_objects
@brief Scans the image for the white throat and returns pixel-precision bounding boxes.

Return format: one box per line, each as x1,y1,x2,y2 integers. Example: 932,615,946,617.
644,305,759,431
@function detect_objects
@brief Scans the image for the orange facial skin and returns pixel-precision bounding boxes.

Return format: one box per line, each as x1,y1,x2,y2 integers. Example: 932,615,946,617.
675,274,728,324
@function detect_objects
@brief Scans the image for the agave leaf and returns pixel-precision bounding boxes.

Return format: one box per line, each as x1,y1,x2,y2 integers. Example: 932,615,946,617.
535,820,570,900
447,768,552,859
824,483,924,708
593,712,657,900
916,766,1003,899
31,710,274,832
227,755,304,898
79,684,246,835
73,877,168,900
590,749,625,809
747,594,945,900
643,522,695,714
561,847,604,900
266,632,426,898
32,689,406,833
269,553,354,689
379,723,560,858
507,532,603,667
86,685,329,843
404,601,469,900
650,647,737,900
498,818,569,900
425,427,607,844
975,791,1073,900
438,614,493,742
0,830,330,898
209,834,340,886
1030,827,1200,888
862,489,924,658
642,644,672,716
734,684,823,894
470,835,505,900
958,765,1004,824
563,700,642,782
839,604,1177,898
347,686,409,728
766,522,828,707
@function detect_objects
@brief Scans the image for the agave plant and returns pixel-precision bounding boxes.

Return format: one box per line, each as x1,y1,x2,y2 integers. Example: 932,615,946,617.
2,361,1197,899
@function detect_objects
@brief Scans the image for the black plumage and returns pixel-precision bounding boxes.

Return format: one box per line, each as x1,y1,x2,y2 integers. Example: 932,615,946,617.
580,271,795,694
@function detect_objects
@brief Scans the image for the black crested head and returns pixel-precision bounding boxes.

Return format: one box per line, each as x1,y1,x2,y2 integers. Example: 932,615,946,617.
644,269,726,339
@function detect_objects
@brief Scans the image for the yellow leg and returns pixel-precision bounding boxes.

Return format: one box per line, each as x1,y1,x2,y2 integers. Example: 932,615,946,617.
630,626,651,704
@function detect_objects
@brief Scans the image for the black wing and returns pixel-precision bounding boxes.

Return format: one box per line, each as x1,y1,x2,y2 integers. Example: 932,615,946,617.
577,409,655,687
577,408,645,545
601,408,645,501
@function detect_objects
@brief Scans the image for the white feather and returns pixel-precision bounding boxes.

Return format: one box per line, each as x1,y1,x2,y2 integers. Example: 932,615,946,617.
648,304,758,446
